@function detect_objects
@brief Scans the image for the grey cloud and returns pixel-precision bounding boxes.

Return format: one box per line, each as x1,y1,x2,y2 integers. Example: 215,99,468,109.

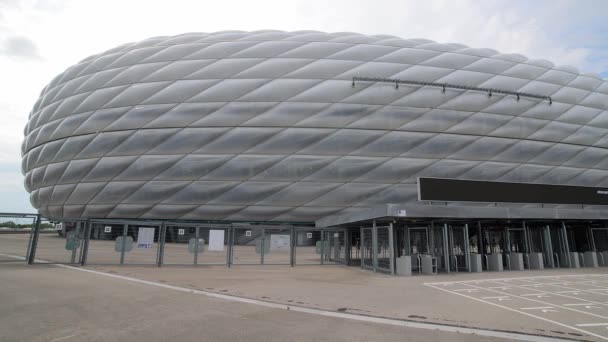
0,35,43,60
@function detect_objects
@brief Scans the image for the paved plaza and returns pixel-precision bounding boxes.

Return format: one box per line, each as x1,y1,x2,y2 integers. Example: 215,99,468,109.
2,233,608,341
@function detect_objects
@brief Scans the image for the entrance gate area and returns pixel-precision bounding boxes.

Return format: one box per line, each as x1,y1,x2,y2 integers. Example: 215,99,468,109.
361,220,608,276
3,214,608,276
16,219,347,267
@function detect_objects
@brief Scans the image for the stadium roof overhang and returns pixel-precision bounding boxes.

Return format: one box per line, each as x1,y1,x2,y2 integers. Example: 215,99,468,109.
315,204,608,227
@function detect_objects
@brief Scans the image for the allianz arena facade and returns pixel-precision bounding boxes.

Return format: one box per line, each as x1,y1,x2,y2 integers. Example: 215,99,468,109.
22,30,608,223
20,31,608,273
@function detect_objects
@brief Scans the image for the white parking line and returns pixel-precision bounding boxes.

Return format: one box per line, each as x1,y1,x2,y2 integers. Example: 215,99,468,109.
426,283,608,341
564,304,602,309
482,296,511,301
521,293,551,298
519,279,608,296
489,280,608,308
576,323,608,327
466,281,608,321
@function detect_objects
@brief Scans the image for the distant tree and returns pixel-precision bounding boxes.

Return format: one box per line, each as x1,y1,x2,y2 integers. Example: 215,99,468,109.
0,221,54,229
0,221,17,228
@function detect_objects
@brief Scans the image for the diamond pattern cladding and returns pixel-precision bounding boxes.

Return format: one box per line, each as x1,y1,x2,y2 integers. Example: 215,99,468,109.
22,30,608,221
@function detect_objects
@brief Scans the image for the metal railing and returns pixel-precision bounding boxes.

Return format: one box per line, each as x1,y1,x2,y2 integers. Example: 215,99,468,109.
14,220,352,268
352,76,553,104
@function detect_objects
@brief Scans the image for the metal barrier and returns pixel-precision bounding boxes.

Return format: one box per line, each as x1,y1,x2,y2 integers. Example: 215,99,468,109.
163,225,229,266
295,229,322,265
0,213,41,263
15,219,341,268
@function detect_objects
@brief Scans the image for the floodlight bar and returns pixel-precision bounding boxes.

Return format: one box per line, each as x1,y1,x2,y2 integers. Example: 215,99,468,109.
352,76,552,104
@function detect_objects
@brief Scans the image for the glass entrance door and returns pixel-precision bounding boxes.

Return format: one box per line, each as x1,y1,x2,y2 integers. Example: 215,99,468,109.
432,225,447,272
483,228,504,255
481,225,506,270
449,225,469,272
549,225,569,267
507,229,527,253
407,226,429,273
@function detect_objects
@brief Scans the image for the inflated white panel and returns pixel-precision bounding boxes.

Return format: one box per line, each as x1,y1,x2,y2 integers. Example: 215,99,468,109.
22,30,608,222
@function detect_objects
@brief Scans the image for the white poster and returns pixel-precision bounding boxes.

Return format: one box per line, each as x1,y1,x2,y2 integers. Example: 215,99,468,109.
137,227,155,249
178,228,185,235
104,226,112,233
270,234,290,251
208,230,225,251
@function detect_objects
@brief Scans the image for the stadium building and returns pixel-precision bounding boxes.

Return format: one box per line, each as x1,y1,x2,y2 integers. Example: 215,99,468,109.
21,30,608,274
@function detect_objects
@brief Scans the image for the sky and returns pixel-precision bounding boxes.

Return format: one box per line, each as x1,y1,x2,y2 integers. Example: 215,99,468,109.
0,0,607,213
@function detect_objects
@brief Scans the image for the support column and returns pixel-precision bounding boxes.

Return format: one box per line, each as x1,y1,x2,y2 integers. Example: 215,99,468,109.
321,230,325,265
372,220,378,272
226,226,232,267
80,219,91,266
388,222,395,276
157,223,166,267
544,225,554,268
522,221,531,254
464,224,471,272
70,221,82,264
443,223,449,273
478,221,484,255
260,228,265,265
194,227,200,265
588,225,596,252
290,226,295,267
404,224,410,256
505,226,511,253
27,214,41,265
120,223,128,265
429,221,435,255
358,227,363,268
561,221,571,267
344,229,351,266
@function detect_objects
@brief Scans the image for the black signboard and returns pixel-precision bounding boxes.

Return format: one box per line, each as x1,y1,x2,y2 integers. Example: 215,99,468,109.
418,177,608,205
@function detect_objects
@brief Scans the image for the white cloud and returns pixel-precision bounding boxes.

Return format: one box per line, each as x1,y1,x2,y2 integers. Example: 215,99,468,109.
0,0,606,212
0,34,41,59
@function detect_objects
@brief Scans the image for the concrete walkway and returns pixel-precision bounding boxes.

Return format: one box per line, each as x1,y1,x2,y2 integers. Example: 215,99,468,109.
1,261,516,342
77,264,608,341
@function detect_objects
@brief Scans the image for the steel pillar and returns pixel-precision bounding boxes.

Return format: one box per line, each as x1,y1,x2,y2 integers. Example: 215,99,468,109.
27,214,41,265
